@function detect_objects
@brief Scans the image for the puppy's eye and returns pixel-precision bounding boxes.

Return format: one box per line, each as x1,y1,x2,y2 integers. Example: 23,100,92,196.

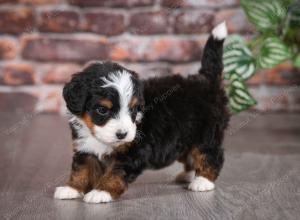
96,107,109,116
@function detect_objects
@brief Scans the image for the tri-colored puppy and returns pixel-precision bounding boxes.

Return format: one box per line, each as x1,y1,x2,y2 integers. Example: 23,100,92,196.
54,22,230,203
54,61,144,202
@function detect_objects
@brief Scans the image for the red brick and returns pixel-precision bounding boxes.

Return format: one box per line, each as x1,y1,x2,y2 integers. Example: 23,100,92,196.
245,73,264,86
0,63,35,86
21,36,109,62
41,63,81,84
0,38,17,60
69,0,155,7
171,63,201,77
0,8,34,34
19,0,61,4
0,0,18,3
124,63,172,79
0,0,60,3
130,10,170,35
174,10,214,34
0,92,37,113
125,62,211,79
162,0,239,8
38,10,80,33
35,88,63,113
244,62,300,86
250,86,300,112
262,62,300,85
84,11,125,36
110,37,203,62
214,9,255,34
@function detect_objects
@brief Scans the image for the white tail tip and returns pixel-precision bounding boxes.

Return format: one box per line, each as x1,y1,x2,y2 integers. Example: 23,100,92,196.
212,22,228,40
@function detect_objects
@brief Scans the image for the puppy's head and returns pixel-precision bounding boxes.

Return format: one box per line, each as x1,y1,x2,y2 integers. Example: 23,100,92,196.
63,61,144,147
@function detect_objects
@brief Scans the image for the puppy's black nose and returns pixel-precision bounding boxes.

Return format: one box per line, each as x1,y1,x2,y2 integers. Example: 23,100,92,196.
116,131,127,140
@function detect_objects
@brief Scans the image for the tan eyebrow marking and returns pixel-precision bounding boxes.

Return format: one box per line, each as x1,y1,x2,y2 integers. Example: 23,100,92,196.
82,113,95,134
129,97,138,108
99,99,113,109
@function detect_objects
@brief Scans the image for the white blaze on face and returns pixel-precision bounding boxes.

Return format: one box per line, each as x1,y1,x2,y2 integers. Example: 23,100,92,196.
94,70,136,145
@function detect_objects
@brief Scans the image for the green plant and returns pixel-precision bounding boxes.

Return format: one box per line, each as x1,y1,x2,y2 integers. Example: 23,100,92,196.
224,0,300,113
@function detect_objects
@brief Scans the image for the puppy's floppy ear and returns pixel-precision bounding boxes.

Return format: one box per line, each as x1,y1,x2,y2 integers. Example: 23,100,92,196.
63,73,88,116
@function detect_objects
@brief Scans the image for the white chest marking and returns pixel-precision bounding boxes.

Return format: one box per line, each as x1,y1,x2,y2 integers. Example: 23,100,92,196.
70,116,113,159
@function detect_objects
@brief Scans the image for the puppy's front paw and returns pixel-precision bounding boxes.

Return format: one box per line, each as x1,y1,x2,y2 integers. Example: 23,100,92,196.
54,186,83,199
188,176,215,192
175,171,195,183
83,190,113,203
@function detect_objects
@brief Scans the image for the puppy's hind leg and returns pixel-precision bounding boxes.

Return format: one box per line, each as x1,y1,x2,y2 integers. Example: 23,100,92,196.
188,147,224,192
175,151,195,183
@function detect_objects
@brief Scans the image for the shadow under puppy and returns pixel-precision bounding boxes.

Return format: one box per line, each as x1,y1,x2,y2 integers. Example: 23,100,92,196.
54,22,230,203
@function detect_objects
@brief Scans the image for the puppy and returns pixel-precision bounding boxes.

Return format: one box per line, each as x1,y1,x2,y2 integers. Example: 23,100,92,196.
54,62,144,202
55,22,230,203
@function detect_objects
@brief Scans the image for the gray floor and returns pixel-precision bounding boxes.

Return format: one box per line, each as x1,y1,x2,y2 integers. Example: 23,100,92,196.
0,112,299,220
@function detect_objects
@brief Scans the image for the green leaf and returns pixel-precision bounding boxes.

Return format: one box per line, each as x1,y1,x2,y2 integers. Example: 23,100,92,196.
294,53,300,67
228,75,257,113
223,35,256,80
258,37,293,68
288,2,300,29
241,0,287,32
283,1,300,45
281,0,294,8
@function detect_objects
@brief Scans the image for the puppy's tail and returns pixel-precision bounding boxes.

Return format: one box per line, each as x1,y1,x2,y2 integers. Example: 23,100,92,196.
199,22,227,83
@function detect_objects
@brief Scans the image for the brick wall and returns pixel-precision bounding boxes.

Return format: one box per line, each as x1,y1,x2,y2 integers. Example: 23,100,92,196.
0,0,299,114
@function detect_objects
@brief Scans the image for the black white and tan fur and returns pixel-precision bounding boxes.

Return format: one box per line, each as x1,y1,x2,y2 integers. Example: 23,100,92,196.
54,22,230,203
